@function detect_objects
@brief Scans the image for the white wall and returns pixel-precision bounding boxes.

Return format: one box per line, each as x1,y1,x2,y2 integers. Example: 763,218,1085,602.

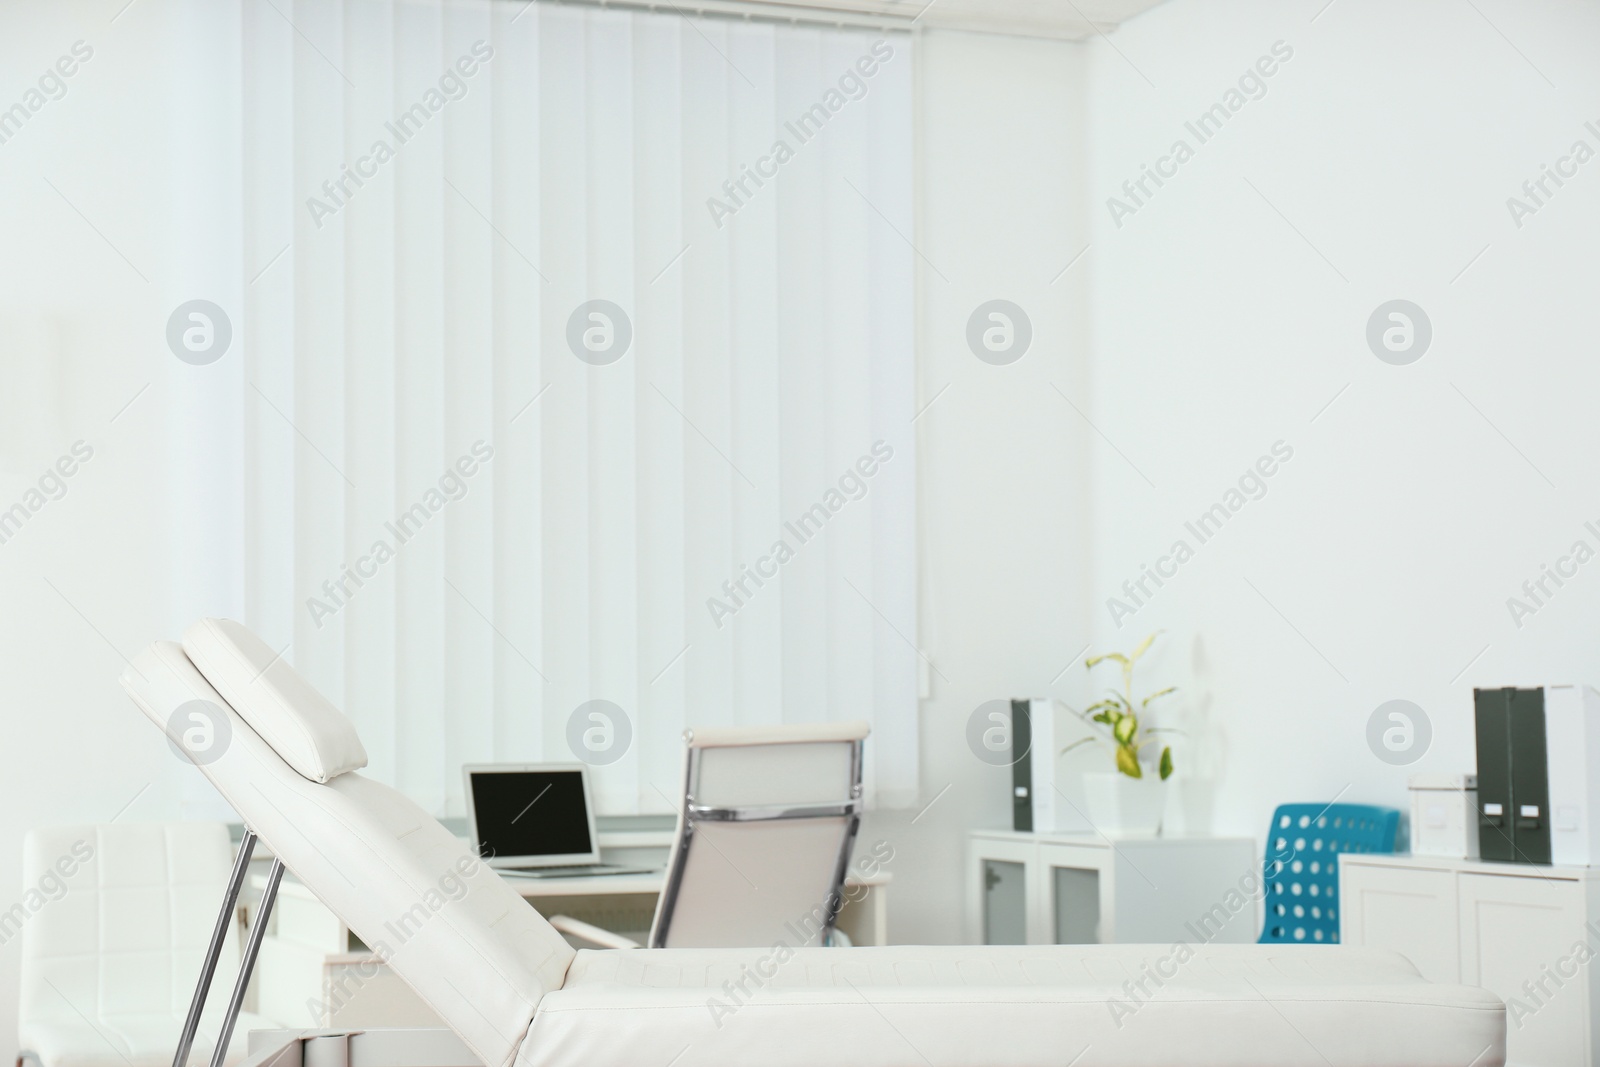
0,0,244,1054
1083,0,1600,841
0,9,1092,1047
864,27,1092,946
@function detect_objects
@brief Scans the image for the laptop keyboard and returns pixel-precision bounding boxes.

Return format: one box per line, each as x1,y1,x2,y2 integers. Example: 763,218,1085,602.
499,864,653,878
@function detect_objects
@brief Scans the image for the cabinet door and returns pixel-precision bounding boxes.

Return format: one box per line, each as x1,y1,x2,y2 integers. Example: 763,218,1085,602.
1339,861,1460,983
982,860,1029,944
1460,872,1587,1067
1038,842,1110,945
967,835,1039,945
1050,866,1101,944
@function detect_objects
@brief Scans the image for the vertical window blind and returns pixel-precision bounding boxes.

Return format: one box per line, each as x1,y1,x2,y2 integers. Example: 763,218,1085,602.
240,0,918,814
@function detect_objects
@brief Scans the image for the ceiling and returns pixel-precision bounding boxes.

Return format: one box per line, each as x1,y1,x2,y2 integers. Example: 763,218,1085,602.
592,0,1172,39
853,0,1170,38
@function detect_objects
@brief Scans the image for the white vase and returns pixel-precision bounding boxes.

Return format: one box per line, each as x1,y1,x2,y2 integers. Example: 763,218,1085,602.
1083,772,1167,837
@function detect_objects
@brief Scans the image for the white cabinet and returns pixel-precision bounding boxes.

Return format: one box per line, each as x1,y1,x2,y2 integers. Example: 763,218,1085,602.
967,830,1258,946
1461,873,1588,1067
1340,862,1459,983
1342,854,1600,1066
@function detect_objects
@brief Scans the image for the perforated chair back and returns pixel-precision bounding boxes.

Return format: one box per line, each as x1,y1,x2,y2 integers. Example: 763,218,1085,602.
649,722,867,949
1258,803,1400,944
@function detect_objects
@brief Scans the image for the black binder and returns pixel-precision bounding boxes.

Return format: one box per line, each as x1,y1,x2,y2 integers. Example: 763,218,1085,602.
1011,699,1033,832
1474,687,1551,864
1475,689,1511,861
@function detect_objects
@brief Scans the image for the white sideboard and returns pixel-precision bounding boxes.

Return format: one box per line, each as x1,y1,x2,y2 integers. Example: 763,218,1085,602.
1341,853,1600,1066
966,830,1258,946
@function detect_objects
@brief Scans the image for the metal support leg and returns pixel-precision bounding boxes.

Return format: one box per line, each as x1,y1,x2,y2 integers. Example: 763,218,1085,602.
208,858,285,1067
172,831,258,1067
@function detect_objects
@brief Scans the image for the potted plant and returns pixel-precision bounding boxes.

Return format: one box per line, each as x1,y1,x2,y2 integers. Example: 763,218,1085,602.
1061,632,1176,836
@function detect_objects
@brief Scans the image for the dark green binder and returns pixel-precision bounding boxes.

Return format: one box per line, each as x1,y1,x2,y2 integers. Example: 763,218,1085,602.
1011,699,1033,832
1475,688,1512,861
1474,686,1551,864
1509,687,1551,864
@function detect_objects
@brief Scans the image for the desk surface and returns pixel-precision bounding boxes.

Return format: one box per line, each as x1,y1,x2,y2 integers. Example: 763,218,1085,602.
264,867,891,899
970,829,1253,849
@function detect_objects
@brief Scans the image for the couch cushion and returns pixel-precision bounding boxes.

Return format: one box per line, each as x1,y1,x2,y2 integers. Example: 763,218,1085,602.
18,823,252,1040
526,944,1503,1067
20,1010,275,1067
182,618,366,782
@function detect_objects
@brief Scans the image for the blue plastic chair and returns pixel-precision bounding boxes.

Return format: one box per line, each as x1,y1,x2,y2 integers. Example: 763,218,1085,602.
1258,803,1400,944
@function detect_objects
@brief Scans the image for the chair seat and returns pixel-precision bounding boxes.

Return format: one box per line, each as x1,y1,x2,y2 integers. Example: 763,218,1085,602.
525,944,1503,1067
21,1010,275,1067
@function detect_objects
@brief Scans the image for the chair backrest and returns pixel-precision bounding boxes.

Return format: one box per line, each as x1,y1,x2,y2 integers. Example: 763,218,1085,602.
649,722,867,949
18,822,242,1031
1258,802,1400,945
120,634,576,1067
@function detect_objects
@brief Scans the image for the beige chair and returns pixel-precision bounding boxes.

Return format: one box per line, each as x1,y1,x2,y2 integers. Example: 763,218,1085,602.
16,822,275,1067
550,722,867,950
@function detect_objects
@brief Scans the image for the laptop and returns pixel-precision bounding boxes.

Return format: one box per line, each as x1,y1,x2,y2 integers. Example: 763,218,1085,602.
463,763,655,878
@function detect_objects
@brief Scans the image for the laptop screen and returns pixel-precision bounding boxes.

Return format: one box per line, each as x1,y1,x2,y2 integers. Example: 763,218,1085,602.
468,768,595,863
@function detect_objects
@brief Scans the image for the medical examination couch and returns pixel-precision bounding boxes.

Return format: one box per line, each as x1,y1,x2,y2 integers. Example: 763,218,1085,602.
120,619,1505,1067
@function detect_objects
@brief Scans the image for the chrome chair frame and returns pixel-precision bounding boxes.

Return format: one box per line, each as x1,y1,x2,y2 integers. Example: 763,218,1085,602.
169,829,286,1067
649,736,864,948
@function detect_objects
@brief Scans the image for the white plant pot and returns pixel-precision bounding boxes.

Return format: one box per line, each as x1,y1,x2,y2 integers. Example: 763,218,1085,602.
1083,771,1167,837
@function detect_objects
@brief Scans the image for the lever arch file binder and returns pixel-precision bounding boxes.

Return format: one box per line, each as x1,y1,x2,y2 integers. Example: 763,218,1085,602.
1010,698,1056,833
1473,687,1514,861
1473,685,1600,865
1507,687,1551,864
1011,698,1034,832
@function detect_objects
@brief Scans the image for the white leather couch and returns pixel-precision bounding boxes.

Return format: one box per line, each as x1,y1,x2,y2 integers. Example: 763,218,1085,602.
17,822,274,1067
120,619,1506,1067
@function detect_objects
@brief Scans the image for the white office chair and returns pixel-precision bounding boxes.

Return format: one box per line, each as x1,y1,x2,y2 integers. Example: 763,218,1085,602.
118,619,1507,1067
17,822,275,1067
551,722,867,950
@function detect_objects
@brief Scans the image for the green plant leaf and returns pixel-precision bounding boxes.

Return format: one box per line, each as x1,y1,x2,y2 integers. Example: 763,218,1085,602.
1059,737,1102,756
1113,715,1137,744
1129,632,1158,663
1116,745,1142,778
1141,686,1178,708
1086,652,1128,670
1066,704,1108,728
1159,746,1174,780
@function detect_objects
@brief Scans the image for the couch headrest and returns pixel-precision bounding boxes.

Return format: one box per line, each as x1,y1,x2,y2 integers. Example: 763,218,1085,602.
182,618,367,783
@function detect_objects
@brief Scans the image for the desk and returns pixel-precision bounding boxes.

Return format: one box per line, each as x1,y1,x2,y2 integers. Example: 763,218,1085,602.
254,867,892,1029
